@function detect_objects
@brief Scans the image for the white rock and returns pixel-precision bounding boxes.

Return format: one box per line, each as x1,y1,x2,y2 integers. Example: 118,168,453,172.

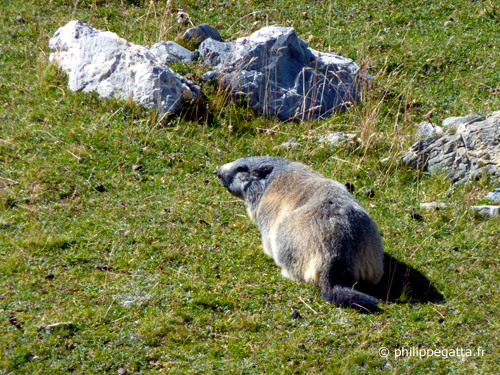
470,205,500,218
280,137,301,149
420,202,448,210
38,322,74,333
317,132,358,147
49,21,199,115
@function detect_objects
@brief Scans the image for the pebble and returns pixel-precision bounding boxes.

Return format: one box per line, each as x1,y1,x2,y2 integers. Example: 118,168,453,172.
363,188,375,198
411,212,423,221
484,189,500,204
420,202,448,210
470,205,500,218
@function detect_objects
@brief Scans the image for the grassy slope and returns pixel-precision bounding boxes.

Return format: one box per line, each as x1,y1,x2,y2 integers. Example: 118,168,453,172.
1,0,499,373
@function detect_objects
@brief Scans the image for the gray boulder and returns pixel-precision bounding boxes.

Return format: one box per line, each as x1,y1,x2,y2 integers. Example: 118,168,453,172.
403,111,500,185
149,41,195,64
181,23,224,45
199,26,365,120
49,21,200,115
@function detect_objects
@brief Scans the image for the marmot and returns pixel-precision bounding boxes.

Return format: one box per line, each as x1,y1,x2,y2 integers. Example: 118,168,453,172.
214,156,384,311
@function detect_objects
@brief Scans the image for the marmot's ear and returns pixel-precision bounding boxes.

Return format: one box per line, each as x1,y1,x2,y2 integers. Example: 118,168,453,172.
255,163,273,178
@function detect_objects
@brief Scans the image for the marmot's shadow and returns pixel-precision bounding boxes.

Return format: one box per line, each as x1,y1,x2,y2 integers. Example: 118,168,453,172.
356,253,444,304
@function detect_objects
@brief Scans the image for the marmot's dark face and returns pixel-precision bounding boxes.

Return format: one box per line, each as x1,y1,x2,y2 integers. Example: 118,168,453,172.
214,158,275,200
214,161,252,199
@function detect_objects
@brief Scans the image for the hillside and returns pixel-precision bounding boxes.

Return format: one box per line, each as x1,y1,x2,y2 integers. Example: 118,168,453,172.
1,0,499,373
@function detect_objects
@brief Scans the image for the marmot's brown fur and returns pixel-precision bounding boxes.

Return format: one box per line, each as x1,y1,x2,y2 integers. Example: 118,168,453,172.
215,156,384,311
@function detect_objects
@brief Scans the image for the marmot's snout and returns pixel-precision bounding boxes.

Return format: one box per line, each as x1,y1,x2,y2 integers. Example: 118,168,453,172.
213,165,231,190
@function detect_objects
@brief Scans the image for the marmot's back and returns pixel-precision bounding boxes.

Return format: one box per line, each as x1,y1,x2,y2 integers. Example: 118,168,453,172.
257,164,383,285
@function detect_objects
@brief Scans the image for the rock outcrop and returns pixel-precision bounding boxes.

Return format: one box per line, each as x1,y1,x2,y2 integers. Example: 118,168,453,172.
49,22,366,121
49,21,200,115
199,26,366,121
403,112,500,185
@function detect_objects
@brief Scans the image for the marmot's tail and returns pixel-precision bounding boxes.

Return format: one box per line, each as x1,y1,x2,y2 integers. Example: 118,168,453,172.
321,286,380,313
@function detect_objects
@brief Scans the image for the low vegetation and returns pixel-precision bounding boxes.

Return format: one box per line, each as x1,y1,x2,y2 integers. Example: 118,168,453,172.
1,0,499,373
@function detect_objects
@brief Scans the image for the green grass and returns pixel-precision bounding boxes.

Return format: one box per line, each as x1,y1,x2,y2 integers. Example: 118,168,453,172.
1,0,500,373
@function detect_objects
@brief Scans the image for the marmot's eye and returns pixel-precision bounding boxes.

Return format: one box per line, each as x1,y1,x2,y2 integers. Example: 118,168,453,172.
236,166,248,173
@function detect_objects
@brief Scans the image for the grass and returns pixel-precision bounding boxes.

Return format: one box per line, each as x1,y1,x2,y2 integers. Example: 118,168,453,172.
1,0,500,373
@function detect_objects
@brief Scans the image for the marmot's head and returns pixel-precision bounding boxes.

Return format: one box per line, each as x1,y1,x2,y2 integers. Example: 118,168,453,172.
214,157,285,200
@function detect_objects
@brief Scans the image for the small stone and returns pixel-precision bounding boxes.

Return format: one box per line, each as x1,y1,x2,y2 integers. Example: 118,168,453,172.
470,205,500,218
201,70,220,82
438,318,445,323
95,264,112,271
191,50,200,61
280,138,300,149
45,274,55,280
411,212,423,221
415,121,443,139
95,183,106,192
181,23,224,45
484,189,500,204
344,182,355,193
319,132,344,146
291,310,301,319
379,157,392,167
211,264,219,270
132,165,142,171
15,15,26,23
117,368,127,375
420,202,448,210
38,321,74,333
363,188,375,198
9,316,22,329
